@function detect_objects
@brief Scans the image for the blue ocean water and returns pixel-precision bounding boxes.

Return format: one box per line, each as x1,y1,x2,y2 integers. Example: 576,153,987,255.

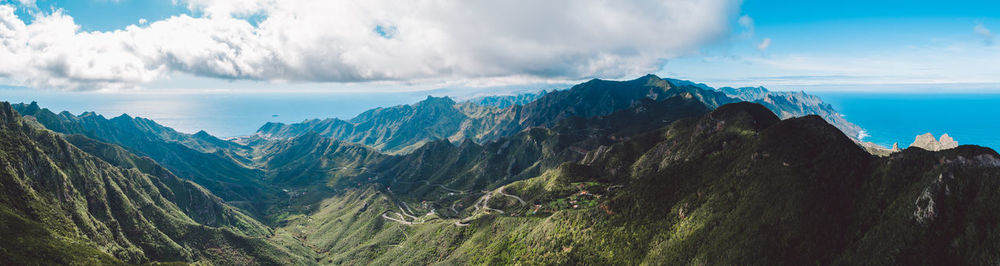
1,90,432,137
814,92,1000,151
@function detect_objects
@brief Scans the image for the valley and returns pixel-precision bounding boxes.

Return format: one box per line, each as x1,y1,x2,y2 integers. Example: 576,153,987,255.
3,75,1000,265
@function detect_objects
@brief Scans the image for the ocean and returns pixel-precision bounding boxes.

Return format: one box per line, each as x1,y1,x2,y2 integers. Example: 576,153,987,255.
3,89,999,151
1,89,432,137
815,92,1000,151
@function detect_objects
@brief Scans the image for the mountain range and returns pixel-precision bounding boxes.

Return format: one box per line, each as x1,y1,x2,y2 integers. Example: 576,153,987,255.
252,75,863,154
0,102,308,265
11,102,282,217
3,75,999,264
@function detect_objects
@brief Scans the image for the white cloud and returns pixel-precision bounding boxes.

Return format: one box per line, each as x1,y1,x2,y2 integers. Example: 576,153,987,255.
738,15,754,38
0,0,740,90
0,6,165,90
138,18,147,24
974,23,993,46
757,38,771,51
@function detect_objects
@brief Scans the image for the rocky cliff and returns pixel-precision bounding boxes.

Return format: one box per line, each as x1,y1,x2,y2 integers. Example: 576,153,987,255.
910,133,959,151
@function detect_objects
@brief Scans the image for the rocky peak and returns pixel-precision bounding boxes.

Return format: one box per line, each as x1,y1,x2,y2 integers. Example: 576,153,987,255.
623,74,671,90
111,113,134,121
0,102,19,127
705,102,781,132
193,130,212,138
24,101,42,113
415,95,456,107
719,86,770,101
910,133,959,151
939,134,958,147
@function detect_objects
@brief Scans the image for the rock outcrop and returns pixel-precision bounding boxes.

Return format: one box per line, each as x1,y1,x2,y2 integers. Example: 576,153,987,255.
910,133,959,151
858,140,902,157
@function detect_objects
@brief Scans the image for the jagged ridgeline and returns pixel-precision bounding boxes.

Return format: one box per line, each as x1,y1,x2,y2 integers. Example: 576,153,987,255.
269,102,1000,264
0,103,313,264
4,74,1000,264
11,102,282,217
253,75,864,154
9,75,866,223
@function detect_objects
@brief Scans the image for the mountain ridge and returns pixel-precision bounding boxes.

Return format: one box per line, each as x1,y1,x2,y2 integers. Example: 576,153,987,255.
0,102,310,265
5,75,999,264
720,85,864,138
11,102,282,216
254,75,865,155
265,100,1000,264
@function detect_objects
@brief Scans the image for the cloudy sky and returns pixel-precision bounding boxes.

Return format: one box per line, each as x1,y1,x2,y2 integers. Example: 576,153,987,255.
0,0,998,92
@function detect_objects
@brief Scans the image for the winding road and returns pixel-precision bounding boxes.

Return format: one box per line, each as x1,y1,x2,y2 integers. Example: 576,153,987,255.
379,185,527,228
498,187,526,205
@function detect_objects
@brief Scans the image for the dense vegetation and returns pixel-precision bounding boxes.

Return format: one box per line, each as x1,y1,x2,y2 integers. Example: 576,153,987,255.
11,102,281,216
253,75,855,154
0,103,308,265
3,75,999,264
266,102,1000,264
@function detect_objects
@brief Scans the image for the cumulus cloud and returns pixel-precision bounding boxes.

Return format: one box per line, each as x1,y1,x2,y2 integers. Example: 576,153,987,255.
0,0,739,90
757,38,771,51
974,23,993,46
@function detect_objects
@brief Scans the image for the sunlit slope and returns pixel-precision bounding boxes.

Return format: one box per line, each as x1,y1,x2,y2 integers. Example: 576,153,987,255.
0,102,309,265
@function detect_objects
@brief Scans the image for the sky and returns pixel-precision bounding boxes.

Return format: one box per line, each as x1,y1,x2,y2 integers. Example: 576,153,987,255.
0,0,997,93
666,0,1000,91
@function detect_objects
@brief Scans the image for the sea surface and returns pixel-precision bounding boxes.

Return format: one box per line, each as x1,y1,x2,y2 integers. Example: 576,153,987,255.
1,90,433,137
815,92,1000,151
3,89,999,151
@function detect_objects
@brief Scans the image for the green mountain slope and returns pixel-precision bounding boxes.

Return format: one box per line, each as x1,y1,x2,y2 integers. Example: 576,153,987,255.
62,134,271,236
268,100,1000,264
254,75,734,154
254,75,862,155
255,95,708,213
5,74,996,264
11,102,281,216
0,102,309,265
720,86,864,138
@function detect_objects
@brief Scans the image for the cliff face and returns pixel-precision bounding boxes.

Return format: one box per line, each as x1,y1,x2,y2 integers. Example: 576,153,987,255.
911,133,960,151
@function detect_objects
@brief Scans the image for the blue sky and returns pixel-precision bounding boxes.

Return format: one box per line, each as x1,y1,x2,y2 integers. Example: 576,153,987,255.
662,0,1000,91
14,0,186,31
744,0,999,23
0,0,997,93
